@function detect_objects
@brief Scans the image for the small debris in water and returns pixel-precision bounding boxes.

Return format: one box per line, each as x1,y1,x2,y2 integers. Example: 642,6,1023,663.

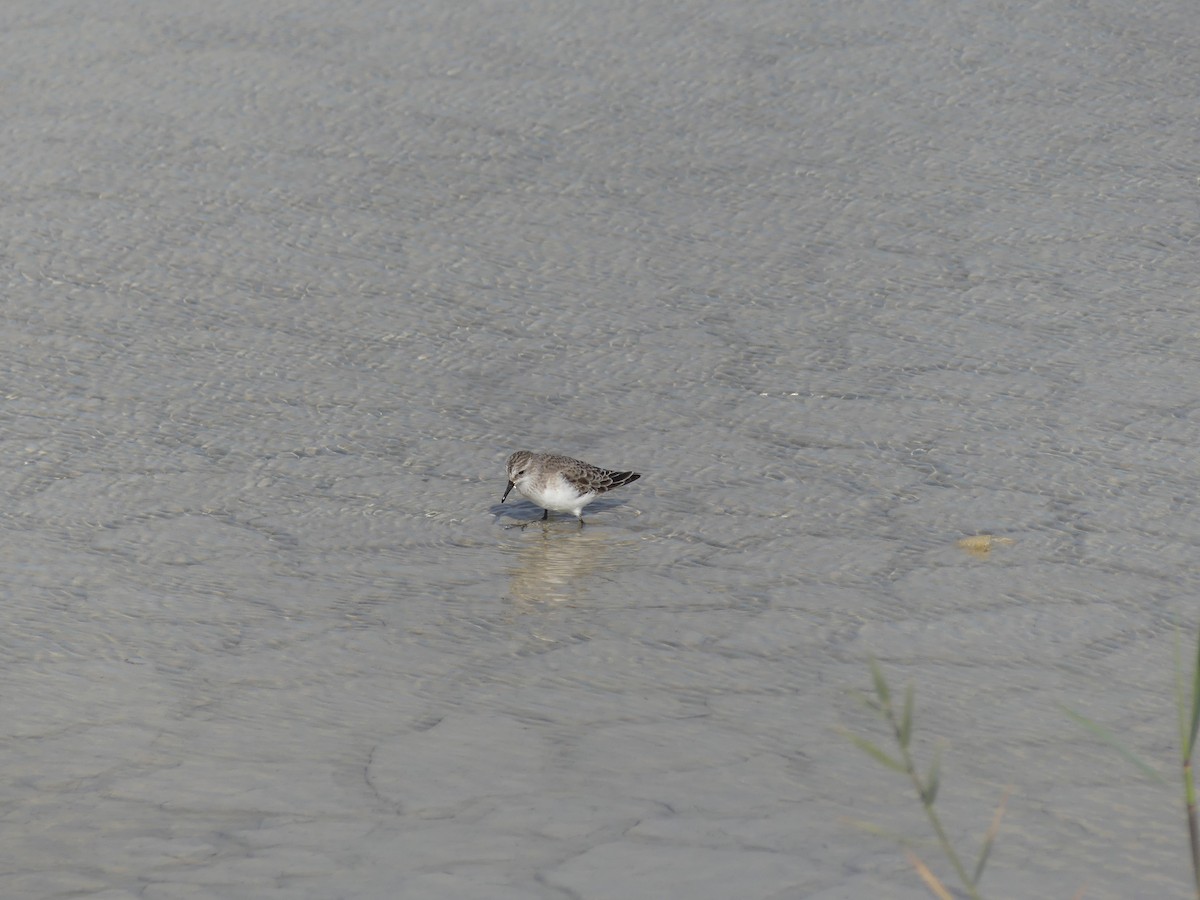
956,535,1015,557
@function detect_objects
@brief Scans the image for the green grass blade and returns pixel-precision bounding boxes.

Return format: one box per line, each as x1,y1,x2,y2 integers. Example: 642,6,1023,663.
924,744,942,806
1188,627,1200,759
900,683,915,750
839,727,907,773
1177,630,1190,758
973,828,996,885
972,788,1010,885
1060,703,1166,784
870,658,891,707
1184,759,1200,893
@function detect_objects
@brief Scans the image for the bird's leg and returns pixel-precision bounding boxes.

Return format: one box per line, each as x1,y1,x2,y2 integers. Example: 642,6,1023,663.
541,509,549,521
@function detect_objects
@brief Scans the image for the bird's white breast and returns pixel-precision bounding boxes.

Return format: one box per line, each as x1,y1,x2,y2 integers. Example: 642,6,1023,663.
519,473,595,514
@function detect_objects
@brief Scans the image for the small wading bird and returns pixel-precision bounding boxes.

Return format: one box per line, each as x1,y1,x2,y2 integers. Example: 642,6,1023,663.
501,450,641,525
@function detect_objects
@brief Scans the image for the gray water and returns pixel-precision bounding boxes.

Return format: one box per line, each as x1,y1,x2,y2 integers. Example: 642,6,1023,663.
3,0,1199,897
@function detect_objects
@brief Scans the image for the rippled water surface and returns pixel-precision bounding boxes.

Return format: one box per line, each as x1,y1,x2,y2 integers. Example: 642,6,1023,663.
3,0,1200,897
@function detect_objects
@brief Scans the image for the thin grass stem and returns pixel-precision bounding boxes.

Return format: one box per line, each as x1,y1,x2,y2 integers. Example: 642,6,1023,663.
849,661,987,900
1178,628,1200,899
1185,755,1200,900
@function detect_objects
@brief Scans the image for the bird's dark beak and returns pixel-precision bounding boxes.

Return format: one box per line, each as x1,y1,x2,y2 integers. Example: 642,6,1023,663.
501,481,515,503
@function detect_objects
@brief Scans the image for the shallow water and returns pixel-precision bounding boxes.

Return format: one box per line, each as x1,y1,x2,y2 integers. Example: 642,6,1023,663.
2,0,1199,896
